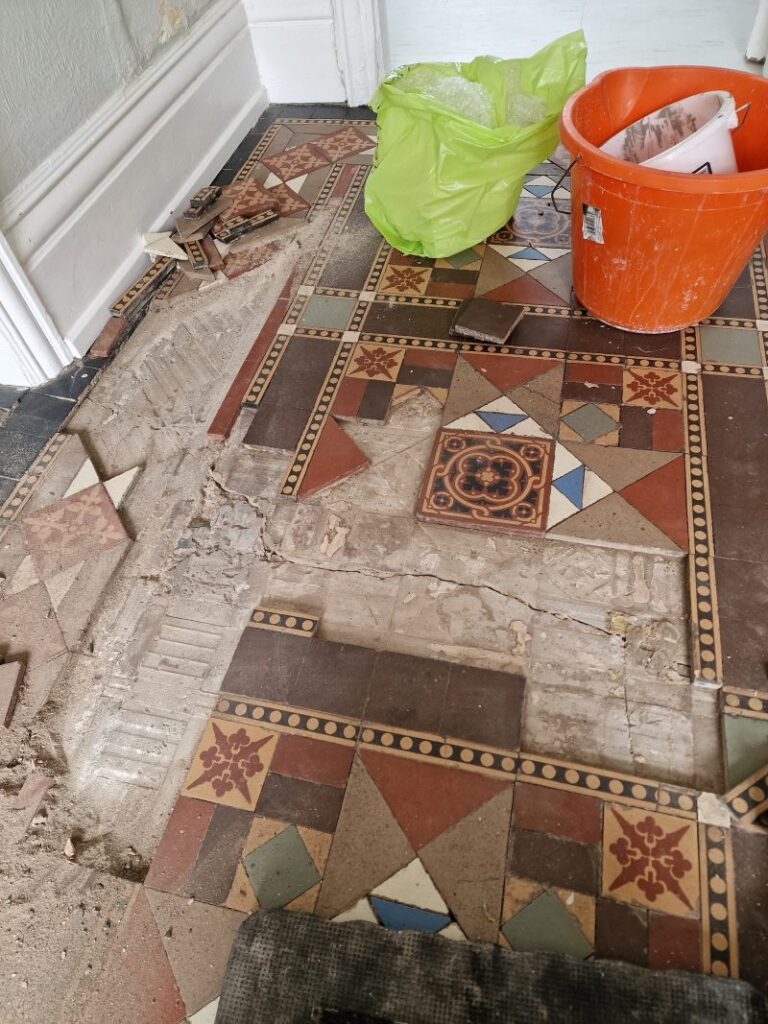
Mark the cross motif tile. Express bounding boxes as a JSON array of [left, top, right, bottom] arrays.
[[621, 369, 683, 409], [601, 805, 700, 917], [346, 343, 405, 382], [261, 142, 329, 181], [314, 125, 374, 162], [379, 264, 432, 296], [181, 718, 277, 811], [417, 430, 554, 534], [268, 182, 310, 218]]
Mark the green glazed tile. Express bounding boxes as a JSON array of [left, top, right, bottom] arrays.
[[561, 403, 617, 444], [724, 714, 768, 788], [243, 824, 320, 909], [502, 889, 593, 959], [699, 327, 762, 367], [299, 295, 357, 331]]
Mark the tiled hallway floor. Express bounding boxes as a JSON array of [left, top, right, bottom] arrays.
[[2, 109, 768, 1022]]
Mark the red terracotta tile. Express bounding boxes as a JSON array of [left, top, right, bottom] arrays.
[[94, 889, 186, 1024], [296, 417, 369, 499], [332, 376, 367, 418], [512, 781, 602, 845], [89, 317, 130, 358], [425, 280, 475, 300], [402, 348, 457, 370], [144, 796, 215, 894], [331, 164, 357, 199], [199, 235, 224, 271], [621, 456, 688, 550], [565, 362, 623, 385], [360, 747, 511, 850], [208, 298, 288, 440], [461, 353, 559, 393], [647, 913, 702, 972], [270, 733, 354, 789], [652, 408, 685, 452], [483, 276, 567, 307]]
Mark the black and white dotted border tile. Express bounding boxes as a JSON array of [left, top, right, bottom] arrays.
[[249, 607, 319, 637], [698, 824, 739, 979], [0, 431, 68, 539]]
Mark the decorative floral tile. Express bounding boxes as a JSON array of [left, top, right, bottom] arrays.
[[601, 805, 700, 918], [223, 243, 278, 281], [267, 182, 310, 217], [559, 399, 620, 446], [261, 142, 329, 181], [346, 343, 405, 382], [622, 369, 683, 409], [314, 125, 374, 162], [223, 181, 279, 218], [181, 718, 277, 811], [379, 263, 432, 296], [417, 430, 554, 534], [22, 483, 129, 578]]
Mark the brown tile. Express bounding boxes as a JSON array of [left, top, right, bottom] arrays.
[[618, 405, 653, 449], [510, 314, 571, 351], [396, 363, 454, 390], [199, 235, 224, 271], [703, 374, 768, 504], [441, 664, 525, 749], [402, 348, 457, 370], [716, 557, 768, 621], [332, 376, 367, 418], [90, 317, 130, 358], [186, 803, 252, 905], [647, 913, 701, 972], [356, 379, 395, 421], [507, 827, 600, 894], [620, 330, 682, 361], [566, 318, 625, 356], [270, 733, 354, 789], [713, 264, 756, 319], [561, 380, 621, 404], [594, 897, 648, 965], [451, 298, 523, 344], [719, 615, 768, 691], [220, 627, 309, 702], [261, 141, 329, 180], [565, 362, 623, 385], [144, 796, 215, 894], [256, 773, 344, 833], [362, 300, 457, 339], [296, 416, 369, 498], [512, 782, 602, 845], [730, 827, 768, 993], [365, 651, 450, 733], [291, 640, 376, 718], [651, 408, 685, 452], [242, 396, 312, 451]]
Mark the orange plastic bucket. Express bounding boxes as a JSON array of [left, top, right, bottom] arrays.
[[560, 66, 768, 332]]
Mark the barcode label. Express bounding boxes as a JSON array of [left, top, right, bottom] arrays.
[[582, 203, 604, 243]]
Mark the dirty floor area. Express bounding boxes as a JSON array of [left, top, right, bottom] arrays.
[[1, 109, 767, 1023]]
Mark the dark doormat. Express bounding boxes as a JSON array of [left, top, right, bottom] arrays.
[[216, 911, 767, 1024]]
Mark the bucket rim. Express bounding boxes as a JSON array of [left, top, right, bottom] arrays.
[[560, 65, 768, 194]]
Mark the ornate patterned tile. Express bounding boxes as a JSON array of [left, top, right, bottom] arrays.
[[417, 429, 554, 535], [346, 343, 405, 382], [601, 805, 700, 918], [268, 182, 310, 217], [622, 369, 683, 409], [314, 125, 375, 162], [181, 718, 277, 811], [261, 142, 329, 181], [378, 262, 432, 296]]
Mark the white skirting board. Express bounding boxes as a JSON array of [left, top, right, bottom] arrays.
[[0, 0, 267, 377]]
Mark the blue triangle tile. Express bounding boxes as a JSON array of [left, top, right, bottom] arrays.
[[370, 897, 452, 933], [553, 465, 585, 508], [510, 246, 549, 261], [477, 411, 528, 433], [524, 184, 553, 198]]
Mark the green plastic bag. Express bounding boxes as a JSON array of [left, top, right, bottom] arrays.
[[365, 31, 587, 258]]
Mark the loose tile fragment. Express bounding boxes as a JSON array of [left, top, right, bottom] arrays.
[[450, 298, 523, 344]]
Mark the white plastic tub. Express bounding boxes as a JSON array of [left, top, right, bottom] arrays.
[[600, 90, 739, 174]]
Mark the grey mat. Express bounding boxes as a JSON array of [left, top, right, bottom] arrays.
[[216, 910, 767, 1024]]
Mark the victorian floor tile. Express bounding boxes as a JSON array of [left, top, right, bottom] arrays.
[[145, 796, 216, 894], [315, 758, 415, 919], [84, 888, 186, 1024], [189, 999, 219, 1024], [512, 781, 602, 846], [361, 301, 457, 339], [371, 859, 449, 914], [620, 457, 688, 551], [703, 374, 768, 501], [417, 429, 554, 536], [292, 639, 376, 718], [255, 773, 345, 833], [180, 717, 278, 810], [359, 748, 510, 852], [482, 275, 566, 307], [261, 141, 329, 181], [242, 823, 322, 909], [220, 626, 309, 702], [369, 896, 452, 933], [270, 733, 354, 789], [0, 659, 23, 727], [601, 805, 699, 917], [475, 245, 523, 296], [527, 252, 574, 303], [559, 399, 620, 445], [508, 827, 600, 895], [314, 125, 374, 162], [347, 342, 405, 382], [460, 353, 559, 394], [560, 442, 679, 492], [440, 663, 525, 749], [222, 242, 279, 280], [296, 417, 369, 499], [648, 913, 702, 972], [723, 714, 768, 788], [713, 264, 756, 318], [719, 616, 768, 692], [364, 650, 450, 733], [298, 294, 358, 332], [622, 368, 683, 409], [594, 898, 648, 965], [356, 380, 397, 421], [507, 369, 564, 435], [548, 492, 683, 553], [186, 804, 253, 906], [451, 298, 524, 344], [0, 581, 67, 668], [22, 482, 128, 577], [501, 889, 593, 958], [419, 788, 514, 941], [332, 376, 368, 418], [440, 357, 502, 425], [379, 261, 433, 296], [144, 890, 245, 1017], [699, 326, 763, 367], [730, 827, 768, 992]]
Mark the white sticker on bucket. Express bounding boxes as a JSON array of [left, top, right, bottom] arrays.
[[582, 203, 604, 243]]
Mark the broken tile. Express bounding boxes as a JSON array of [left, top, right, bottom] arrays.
[[268, 182, 311, 218], [502, 889, 593, 958], [222, 181, 279, 218], [450, 298, 523, 344], [512, 782, 602, 845], [212, 209, 279, 244], [174, 197, 233, 242], [594, 897, 648, 965], [144, 796, 215, 895], [0, 660, 24, 726], [255, 773, 344, 833], [109, 257, 175, 319], [508, 827, 600, 894], [270, 734, 354, 789], [296, 417, 369, 499], [200, 235, 225, 271], [185, 185, 221, 215], [142, 231, 187, 261]]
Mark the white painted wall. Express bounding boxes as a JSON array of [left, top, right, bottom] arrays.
[[380, 0, 759, 78], [244, 0, 346, 102], [0, 0, 266, 385], [0, 0, 216, 200]]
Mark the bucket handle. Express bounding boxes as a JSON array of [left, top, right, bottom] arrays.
[[551, 158, 579, 214], [734, 102, 750, 131]]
